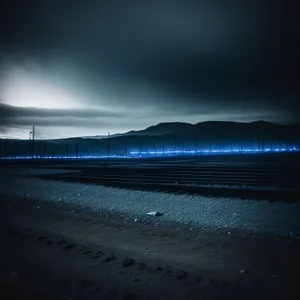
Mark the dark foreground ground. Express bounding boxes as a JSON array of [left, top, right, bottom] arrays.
[[0, 195, 300, 300], [4, 152, 300, 202]]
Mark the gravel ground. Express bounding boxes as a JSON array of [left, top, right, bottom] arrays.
[[1, 167, 300, 238]]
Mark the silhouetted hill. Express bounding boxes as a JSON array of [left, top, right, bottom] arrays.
[[119, 121, 300, 139], [1, 121, 300, 157], [124, 122, 193, 136]]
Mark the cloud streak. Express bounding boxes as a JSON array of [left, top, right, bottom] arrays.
[[0, 103, 122, 119]]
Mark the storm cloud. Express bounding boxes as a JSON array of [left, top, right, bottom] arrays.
[[0, 0, 299, 138], [0, 103, 132, 134]]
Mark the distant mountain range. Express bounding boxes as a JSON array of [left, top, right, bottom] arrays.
[[83, 121, 300, 139], [1, 121, 300, 157]]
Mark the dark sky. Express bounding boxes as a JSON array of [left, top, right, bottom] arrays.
[[0, 0, 299, 138]]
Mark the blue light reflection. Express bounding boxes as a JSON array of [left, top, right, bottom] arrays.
[[1, 147, 299, 160]]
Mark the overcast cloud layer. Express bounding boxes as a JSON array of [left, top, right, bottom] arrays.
[[0, 0, 299, 138]]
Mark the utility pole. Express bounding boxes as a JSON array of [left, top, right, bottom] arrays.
[[32, 125, 35, 159], [29, 130, 32, 158]]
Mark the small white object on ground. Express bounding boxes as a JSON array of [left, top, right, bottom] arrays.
[[240, 268, 248, 275], [146, 211, 164, 217]]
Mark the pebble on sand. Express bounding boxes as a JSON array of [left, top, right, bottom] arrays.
[[146, 211, 164, 217], [240, 268, 248, 275]]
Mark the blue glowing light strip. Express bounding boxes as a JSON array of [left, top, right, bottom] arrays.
[[133, 148, 297, 154], [0, 147, 299, 160], [129, 147, 299, 157], [0, 155, 129, 160]]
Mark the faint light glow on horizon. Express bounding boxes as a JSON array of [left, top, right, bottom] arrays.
[[0, 63, 85, 109]]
